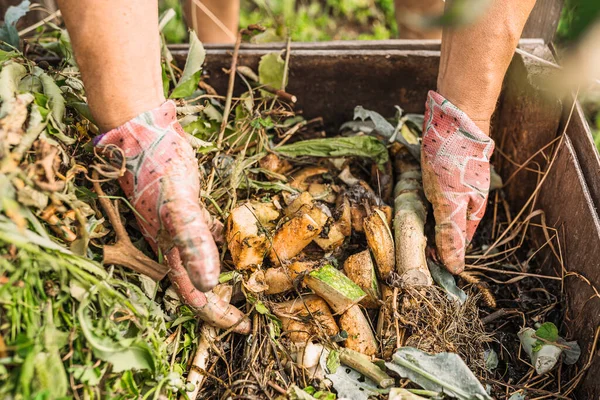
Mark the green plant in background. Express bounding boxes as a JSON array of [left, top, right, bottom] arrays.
[[159, 0, 398, 43]]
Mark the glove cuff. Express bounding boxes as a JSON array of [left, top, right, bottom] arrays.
[[93, 100, 180, 149], [424, 90, 494, 160]]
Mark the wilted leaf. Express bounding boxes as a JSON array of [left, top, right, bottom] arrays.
[[508, 393, 526, 400], [386, 347, 491, 400], [276, 136, 389, 167], [484, 349, 498, 371], [0, 61, 27, 117], [258, 51, 287, 90], [389, 388, 428, 400], [322, 350, 382, 400], [0, 0, 30, 49], [170, 31, 205, 98], [557, 339, 581, 365], [353, 106, 421, 161], [16, 185, 48, 209], [77, 297, 156, 373], [428, 260, 467, 304]]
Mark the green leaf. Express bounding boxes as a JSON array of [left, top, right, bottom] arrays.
[[255, 300, 270, 315], [535, 322, 559, 343], [170, 30, 205, 98], [77, 296, 155, 373], [386, 347, 492, 400], [276, 136, 389, 168], [0, 61, 27, 117], [0, 0, 30, 49], [258, 51, 287, 90], [352, 106, 421, 161], [326, 349, 340, 373], [428, 260, 467, 304], [33, 67, 66, 130]]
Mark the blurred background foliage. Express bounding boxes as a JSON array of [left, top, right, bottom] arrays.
[[158, 0, 600, 148]]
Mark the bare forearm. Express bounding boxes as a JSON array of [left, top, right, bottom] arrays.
[[437, 0, 536, 134], [56, 0, 165, 132]]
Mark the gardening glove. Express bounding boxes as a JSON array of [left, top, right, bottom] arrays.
[[94, 100, 220, 292], [421, 91, 495, 274]]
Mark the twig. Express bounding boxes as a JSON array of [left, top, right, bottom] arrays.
[[92, 170, 168, 281], [204, 30, 242, 195]]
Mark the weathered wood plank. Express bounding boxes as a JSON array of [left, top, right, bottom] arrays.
[[536, 136, 600, 399], [522, 0, 564, 42]]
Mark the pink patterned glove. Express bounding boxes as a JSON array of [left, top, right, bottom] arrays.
[[95, 101, 220, 291], [421, 91, 495, 274]]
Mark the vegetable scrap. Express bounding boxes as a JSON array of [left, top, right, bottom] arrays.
[[0, 9, 597, 400]]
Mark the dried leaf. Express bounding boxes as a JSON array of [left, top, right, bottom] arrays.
[[484, 349, 498, 371], [386, 347, 491, 400]]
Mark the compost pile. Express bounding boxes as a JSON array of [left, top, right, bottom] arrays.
[[0, 14, 596, 400]]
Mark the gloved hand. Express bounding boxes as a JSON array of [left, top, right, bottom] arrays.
[[421, 91, 495, 274], [95, 100, 220, 292]]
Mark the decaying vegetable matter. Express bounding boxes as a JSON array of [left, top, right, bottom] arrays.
[[0, 12, 596, 400]]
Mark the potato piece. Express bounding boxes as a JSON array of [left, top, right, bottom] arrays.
[[226, 204, 268, 270], [290, 166, 329, 191], [364, 211, 395, 280], [308, 182, 336, 203], [263, 261, 316, 294], [273, 295, 339, 342], [343, 250, 380, 308], [249, 201, 280, 228], [270, 213, 322, 263], [339, 304, 378, 356], [336, 196, 352, 237], [314, 223, 346, 251], [350, 204, 367, 232], [285, 191, 314, 217]]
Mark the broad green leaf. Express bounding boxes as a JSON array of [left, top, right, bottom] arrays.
[[276, 136, 389, 168], [170, 31, 205, 98], [535, 322, 559, 343], [258, 51, 287, 90], [386, 347, 492, 400]]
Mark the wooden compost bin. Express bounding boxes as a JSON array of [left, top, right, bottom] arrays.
[[171, 40, 600, 398]]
